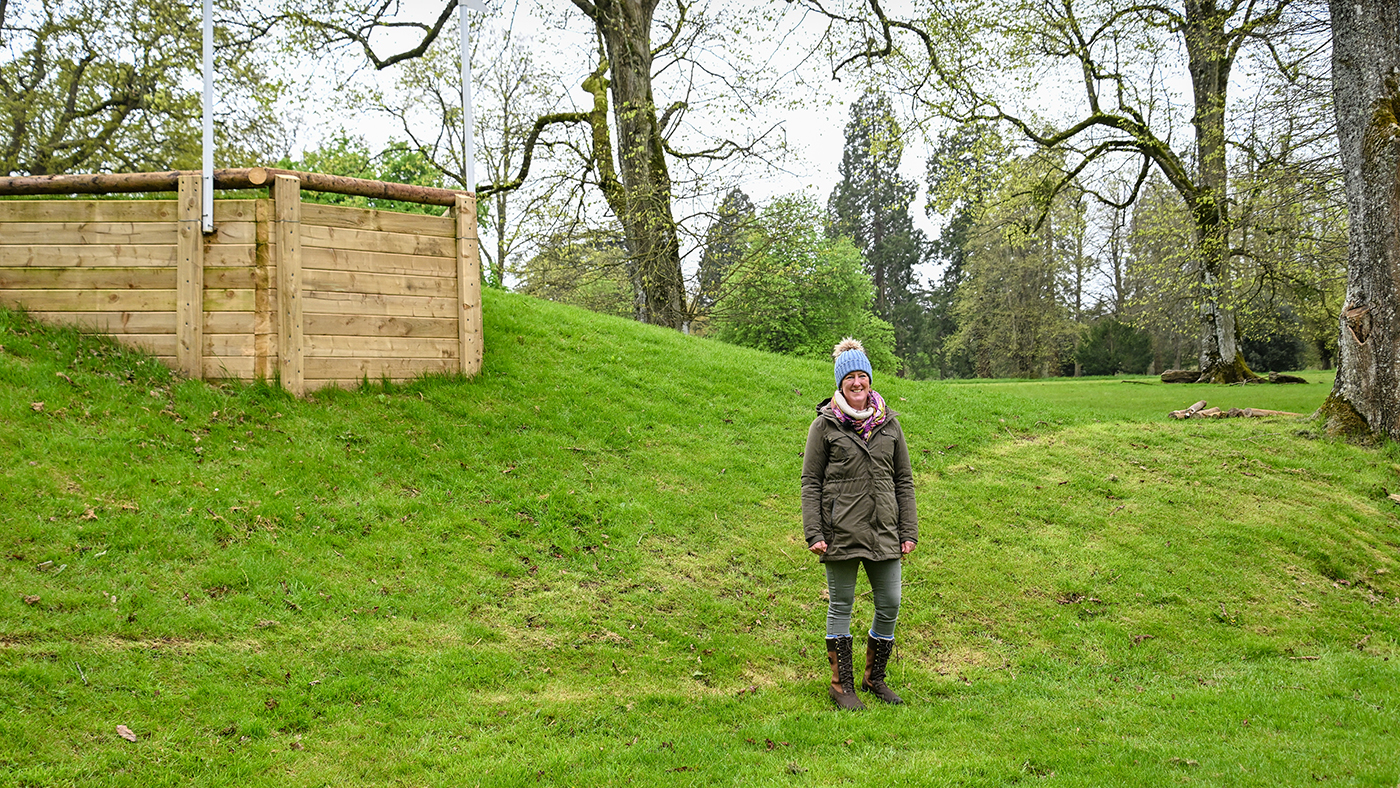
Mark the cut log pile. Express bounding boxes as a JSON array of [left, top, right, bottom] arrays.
[[1168, 400, 1303, 420]]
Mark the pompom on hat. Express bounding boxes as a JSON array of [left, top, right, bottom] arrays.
[[832, 337, 873, 386]]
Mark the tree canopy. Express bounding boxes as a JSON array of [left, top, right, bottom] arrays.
[[0, 0, 287, 175]]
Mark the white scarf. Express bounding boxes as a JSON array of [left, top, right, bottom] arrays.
[[832, 390, 874, 420]]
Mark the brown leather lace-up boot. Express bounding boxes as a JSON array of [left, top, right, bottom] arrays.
[[825, 636, 865, 710], [861, 634, 903, 704]]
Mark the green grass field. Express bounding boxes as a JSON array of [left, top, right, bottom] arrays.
[[2, 292, 1396, 787]]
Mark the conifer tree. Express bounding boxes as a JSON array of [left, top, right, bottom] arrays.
[[694, 188, 756, 318], [827, 92, 925, 369]]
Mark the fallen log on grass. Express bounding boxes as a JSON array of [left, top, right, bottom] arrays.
[[1242, 407, 1302, 417], [1268, 372, 1309, 384], [1161, 369, 1200, 383]]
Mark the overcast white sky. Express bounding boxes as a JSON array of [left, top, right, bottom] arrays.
[[290, 0, 941, 281]]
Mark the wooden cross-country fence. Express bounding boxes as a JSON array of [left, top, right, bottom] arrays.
[[0, 168, 482, 395]]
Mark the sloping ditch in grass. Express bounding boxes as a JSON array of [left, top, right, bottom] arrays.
[[1, 294, 1396, 787]]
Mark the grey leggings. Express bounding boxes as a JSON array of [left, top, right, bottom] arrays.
[[825, 557, 901, 639]]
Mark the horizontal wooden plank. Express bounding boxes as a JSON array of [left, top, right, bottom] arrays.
[[0, 267, 175, 290], [302, 246, 454, 277], [205, 311, 261, 335], [198, 356, 256, 379], [24, 310, 176, 334], [0, 243, 254, 268], [22, 310, 256, 334], [305, 379, 363, 391], [204, 333, 255, 357], [102, 334, 256, 360], [0, 244, 174, 267], [302, 203, 454, 237], [105, 333, 174, 356], [302, 313, 457, 338], [305, 334, 459, 359], [208, 221, 257, 245], [1, 288, 254, 312], [302, 267, 456, 298], [0, 264, 256, 294], [0, 220, 254, 246], [145, 355, 258, 379], [303, 357, 458, 379], [2, 289, 175, 311], [203, 289, 256, 312], [214, 201, 259, 222], [1, 221, 177, 245], [302, 291, 458, 319], [209, 246, 259, 268], [300, 224, 456, 258], [116, 332, 255, 359], [0, 200, 178, 222], [206, 267, 263, 289], [0, 199, 258, 223]]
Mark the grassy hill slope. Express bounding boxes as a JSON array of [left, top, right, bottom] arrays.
[[1, 291, 1397, 787]]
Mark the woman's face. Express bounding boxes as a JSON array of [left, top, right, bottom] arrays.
[[841, 370, 870, 409]]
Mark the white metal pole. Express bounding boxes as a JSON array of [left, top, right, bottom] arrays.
[[202, 0, 214, 232], [460, 0, 476, 193]]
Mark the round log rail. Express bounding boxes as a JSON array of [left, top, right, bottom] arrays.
[[0, 168, 473, 207]]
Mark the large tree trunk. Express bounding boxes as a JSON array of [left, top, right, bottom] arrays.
[[1184, 0, 1258, 383], [1321, 0, 1400, 439], [578, 0, 688, 329]]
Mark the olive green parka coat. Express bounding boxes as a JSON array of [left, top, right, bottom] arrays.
[[801, 399, 918, 562]]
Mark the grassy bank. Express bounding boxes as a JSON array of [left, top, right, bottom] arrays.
[[1, 293, 1396, 787]]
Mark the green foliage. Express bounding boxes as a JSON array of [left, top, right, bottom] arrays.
[[0, 0, 288, 176], [1229, 104, 1347, 370], [0, 297, 1395, 785], [947, 152, 1081, 378], [711, 195, 897, 371], [912, 122, 1013, 380], [694, 188, 756, 316], [1241, 319, 1306, 373], [1114, 174, 1197, 371], [1076, 319, 1154, 375], [828, 91, 926, 369], [277, 134, 445, 215], [513, 230, 635, 319]]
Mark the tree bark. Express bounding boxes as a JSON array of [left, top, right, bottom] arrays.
[[1322, 0, 1400, 440], [1183, 0, 1257, 383], [574, 0, 688, 329]]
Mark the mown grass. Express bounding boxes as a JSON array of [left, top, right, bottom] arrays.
[[1, 293, 1396, 787]]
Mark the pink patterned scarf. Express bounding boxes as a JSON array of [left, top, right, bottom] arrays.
[[831, 389, 888, 442]]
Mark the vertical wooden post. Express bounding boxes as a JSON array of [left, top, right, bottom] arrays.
[[455, 194, 483, 376], [176, 175, 204, 379], [253, 198, 275, 381], [274, 175, 304, 396]]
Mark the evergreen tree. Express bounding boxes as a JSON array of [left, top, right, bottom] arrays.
[[693, 188, 757, 320], [827, 92, 925, 370], [1076, 319, 1154, 376], [920, 122, 1008, 379]]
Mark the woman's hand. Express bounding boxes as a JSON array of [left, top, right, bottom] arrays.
[[809, 541, 828, 555], [901, 541, 916, 555]]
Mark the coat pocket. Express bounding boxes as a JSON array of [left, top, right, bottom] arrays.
[[873, 488, 898, 528], [829, 491, 872, 543]]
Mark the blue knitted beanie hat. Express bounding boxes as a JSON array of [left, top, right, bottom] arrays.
[[832, 338, 873, 386]]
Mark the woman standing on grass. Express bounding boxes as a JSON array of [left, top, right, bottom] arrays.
[[802, 338, 918, 710]]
